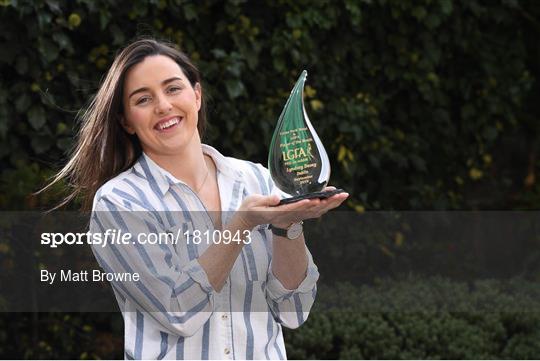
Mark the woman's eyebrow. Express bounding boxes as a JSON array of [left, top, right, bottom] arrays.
[[128, 76, 184, 100]]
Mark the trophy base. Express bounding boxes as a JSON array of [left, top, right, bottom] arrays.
[[278, 189, 346, 205]]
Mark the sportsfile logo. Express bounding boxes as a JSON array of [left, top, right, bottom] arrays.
[[40, 228, 252, 248]]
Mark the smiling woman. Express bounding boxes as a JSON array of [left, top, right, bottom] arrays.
[[44, 39, 208, 211], [121, 56, 203, 160], [46, 38, 348, 359]]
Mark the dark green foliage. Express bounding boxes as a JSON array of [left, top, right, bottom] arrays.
[[284, 279, 540, 359], [0, 0, 539, 210], [1, 0, 540, 359], [0, 313, 123, 359], [2, 279, 540, 359]]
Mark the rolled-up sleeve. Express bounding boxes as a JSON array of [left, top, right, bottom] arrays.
[[90, 193, 214, 337], [265, 245, 320, 329], [254, 163, 321, 328]]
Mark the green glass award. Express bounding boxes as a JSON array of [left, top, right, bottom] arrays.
[[269, 70, 344, 205]]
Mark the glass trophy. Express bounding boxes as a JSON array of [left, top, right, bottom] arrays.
[[269, 70, 345, 205]]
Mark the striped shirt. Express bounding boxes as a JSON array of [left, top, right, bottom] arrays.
[[90, 144, 319, 360]]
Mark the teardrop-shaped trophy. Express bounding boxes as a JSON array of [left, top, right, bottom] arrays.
[[269, 70, 344, 204]]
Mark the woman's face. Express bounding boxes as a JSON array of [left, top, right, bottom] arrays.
[[121, 55, 202, 158]]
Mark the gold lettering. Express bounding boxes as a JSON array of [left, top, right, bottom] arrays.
[[282, 147, 309, 161]]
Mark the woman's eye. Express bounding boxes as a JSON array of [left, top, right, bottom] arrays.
[[136, 97, 150, 105], [168, 86, 182, 93]]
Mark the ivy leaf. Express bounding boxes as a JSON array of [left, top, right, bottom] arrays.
[[45, 0, 62, 14], [31, 135, 52, 154], [412, 6, 427, 21], [52, 33, 73, 53], [15, 56, 28, 75], [425, 14, 441, 29], [226, 61, 242, 77], [99, 9, 111, 30], [38, 38, 59, 64], [28, 105, 46, 130], [212, 48, 227, 59], [440, 0, 453, 15], [483, 126, 498, 142], [110, 25, 125, 45], [225, 79, 245, 99], [410, 155, 427, 172], [37, 12, 52, 29], [56, 137, 73, 151], [183, 3, 197, 21], [15, 94, 31, 113]]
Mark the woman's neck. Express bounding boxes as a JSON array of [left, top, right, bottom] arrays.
[[144, 135, 209, 190]]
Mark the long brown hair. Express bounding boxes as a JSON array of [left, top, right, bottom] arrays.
[[44, 38, 207, 210]]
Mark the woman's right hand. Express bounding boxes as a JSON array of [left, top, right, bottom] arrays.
[[233, 194, 316, 230]]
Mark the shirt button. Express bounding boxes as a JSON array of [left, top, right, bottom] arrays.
[[224, 348, 230, 355], [221, 314, 228, 320]]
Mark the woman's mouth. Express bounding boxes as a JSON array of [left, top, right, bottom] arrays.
[[154, 117, 182, 132]]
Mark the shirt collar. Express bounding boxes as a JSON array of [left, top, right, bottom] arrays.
[[133, 144, 243, 196]]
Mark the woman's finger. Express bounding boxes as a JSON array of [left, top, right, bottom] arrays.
[[310, 193, 348, 215]]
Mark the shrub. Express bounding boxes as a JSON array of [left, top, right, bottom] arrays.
[[0, 0, 538, 210], [284, 278, 540, 359]]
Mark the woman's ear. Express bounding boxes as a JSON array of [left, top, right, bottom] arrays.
[[119, 115, 136, 135], [194, 83, 202, 111]]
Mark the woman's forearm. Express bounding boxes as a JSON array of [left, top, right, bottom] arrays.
[[270, 233, 308, 290], [197, 215, 251, 292]]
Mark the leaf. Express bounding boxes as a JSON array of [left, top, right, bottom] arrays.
[[38, 38, 59, 64], [28, 105, 46, 130], [183, 3, 197, 20], [45, 0, 62, 14], [99, 9, 111, 30], [410, 155, 427, 172], [425, 14, 441, 29], [31, 135, 52, 154], [440, 0, 453, 15], [15, 56, 28, 75], [225, 79, 245, 99], [15, 94, 31, 113], [37, 12, 52, 29], [483, 126, 498, 142], [52, 33, 73, 52], [412, 6, 427, 20], [56, 137, 72, 151], [226, 61, 242, 77], [212, 49, 227, 59], [110, 25, 125, 45]]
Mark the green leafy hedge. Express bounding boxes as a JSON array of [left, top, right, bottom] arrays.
[[1, 0, 540, 359], [1, 0, 539, 210], [2, 278, 539, 358], [284, 278, 540, 359]]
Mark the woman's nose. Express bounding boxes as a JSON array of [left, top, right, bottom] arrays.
[[154, 94, 172, 115]]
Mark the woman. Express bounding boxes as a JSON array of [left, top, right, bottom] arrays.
[[54, 38, 348, 359]]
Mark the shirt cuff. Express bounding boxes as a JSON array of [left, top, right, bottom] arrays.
[[185, 258, 214, 294], [266, 261, 320, 301]]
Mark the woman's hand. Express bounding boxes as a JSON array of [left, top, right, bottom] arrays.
[[234, 186, 349, 229]]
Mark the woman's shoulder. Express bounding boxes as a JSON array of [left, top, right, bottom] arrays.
[[204, 145, 271, 190], [91, 165, 142, 210], [223, 155, 273, 196]]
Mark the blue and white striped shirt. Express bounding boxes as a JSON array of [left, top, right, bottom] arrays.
[[90, 144, 319, 360]]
